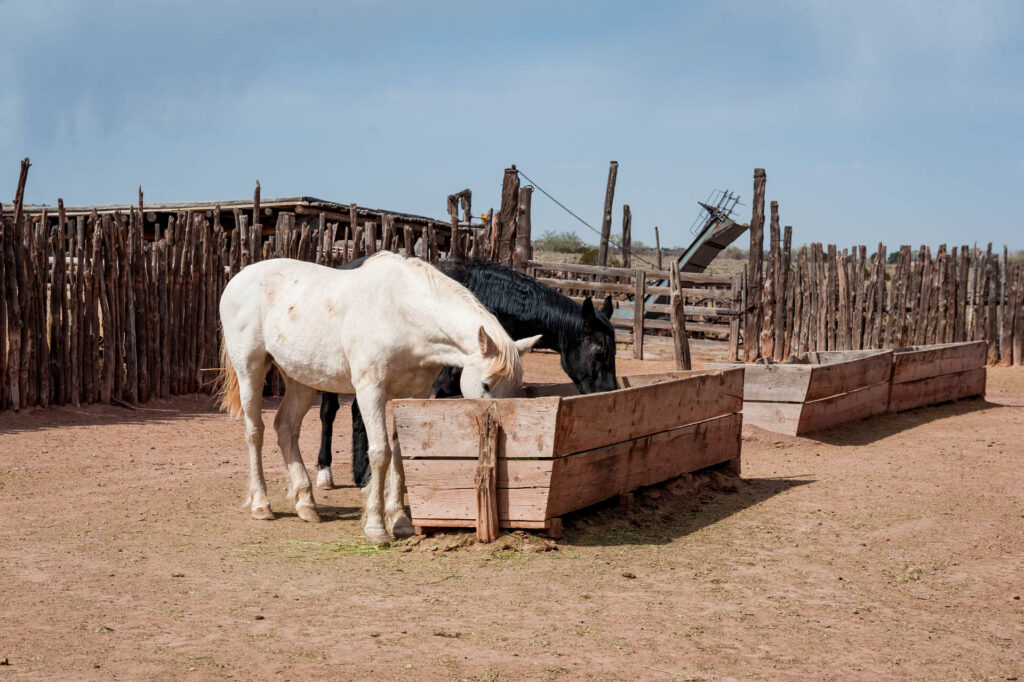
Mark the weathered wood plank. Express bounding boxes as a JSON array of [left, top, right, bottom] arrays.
[[393, 397, 561, 460], [553, 369, 743, 456], [528, 260, 732, 284], [403, 458, 554, 489], [713, 350, 892, 403], [616, 369, 723, 389], [888, 366, 986, 413], [803, 350, 893, 401], [405, 485, 549, 524], [546, 413, 742, 518], [743, 381, 891, 436], [890, 341, 987, 384]]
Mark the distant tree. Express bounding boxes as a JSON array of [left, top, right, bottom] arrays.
[[534, 230, 589, 254]]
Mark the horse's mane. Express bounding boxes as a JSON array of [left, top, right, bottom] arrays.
[[363, 253, 522, 382], [436, 259, 614, 347]]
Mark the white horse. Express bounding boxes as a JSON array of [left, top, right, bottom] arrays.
[[217, 252, 540, 543]]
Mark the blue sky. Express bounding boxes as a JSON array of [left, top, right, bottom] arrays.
[[1, 0, 1022, 249]]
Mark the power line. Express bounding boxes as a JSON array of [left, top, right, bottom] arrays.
[[514, 167, 660, 270]]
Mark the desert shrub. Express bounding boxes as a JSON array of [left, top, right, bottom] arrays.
[[534, 230, 589, 254], [578, 248, 620, 267]]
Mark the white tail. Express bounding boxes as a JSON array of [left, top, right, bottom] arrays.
[[216, 331, 242, 418]]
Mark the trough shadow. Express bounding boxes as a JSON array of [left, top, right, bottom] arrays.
[[807, 397, 996, 447], [561, 465, 813, 547]]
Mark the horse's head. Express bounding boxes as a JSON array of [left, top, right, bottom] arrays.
[[562, 295, 617, 394], [460, 327, 541, 398]]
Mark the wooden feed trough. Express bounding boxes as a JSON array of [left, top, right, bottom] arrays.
[[391, 368, 744, 540], [710, 350, 894, 436], [888, 341, 987, 413]]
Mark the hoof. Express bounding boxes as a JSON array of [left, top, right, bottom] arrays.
[[316, 468, 334, 490], [364, 527, 392, 544], [296, 504, 321, 523], [391, 517, 415, 539], [251, 506, 275, 521]]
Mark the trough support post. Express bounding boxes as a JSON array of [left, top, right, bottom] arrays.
[[598, 160, 618, 266], [474, 404, 501, 543], [670, 261, 692, 370], [633, 269, 645, 360]]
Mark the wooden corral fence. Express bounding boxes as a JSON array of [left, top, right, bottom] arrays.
[[0, 159, 489, 412], [742, 168, 1024, 366], [524, 260, 742, 363]]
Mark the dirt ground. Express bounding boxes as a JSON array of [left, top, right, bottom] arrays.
[[1, 352, 1022, 681]]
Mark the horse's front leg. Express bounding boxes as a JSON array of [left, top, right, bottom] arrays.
[[354, 385, 392, 544], [316, 392, 340, 490]]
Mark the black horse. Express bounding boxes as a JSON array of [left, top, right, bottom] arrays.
[[316, 258, 617, 489]]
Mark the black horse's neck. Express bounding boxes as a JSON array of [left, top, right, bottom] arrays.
[[435, 260, 584, 353]]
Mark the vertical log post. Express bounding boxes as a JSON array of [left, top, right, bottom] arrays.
[[745, 169, 766, 361], [514, 186, 533, 269], [654, 226, 662, 271], [598, 161, 618, 266], [621, 204, 632, 269], [474, 404, 501, 544], [986, 247, 999, 364], [728, 274, 742, 362], [670, 261, 692, 370], [761, 201, 780, 359], [251, 181, 261, 260], [776, 225, 792, 360], [495, 167, 520, 265], [633, 270, 645, 360]]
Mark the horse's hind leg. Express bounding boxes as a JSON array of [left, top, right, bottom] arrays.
[[275, 377, 319, 523], [236, 357, 273, 520], [315, 392, 339, 490]]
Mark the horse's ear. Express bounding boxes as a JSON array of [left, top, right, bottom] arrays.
[[515, 334, 543, 356], [581, 296, 596, 320], [601, 295, 613, 318], [478, 326, 498, 357]]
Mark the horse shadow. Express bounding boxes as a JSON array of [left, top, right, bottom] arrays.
[[806, 397, 995, 447], [561, 465, 813, 547], [273, 504, 363, 523]]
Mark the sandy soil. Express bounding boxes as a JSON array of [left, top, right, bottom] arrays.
[[1, 353, 1022, 681]]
